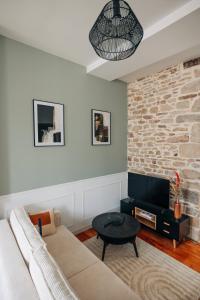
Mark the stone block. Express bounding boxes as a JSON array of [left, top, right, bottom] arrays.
[[180, 144, 200, 158], [190, 216, 200, 228], [176, 114, 200, 123], [134, 96, 143, 101], [176, 101, 190, 109], [143, 115, 153, 119], [185, 206, 199, 217], [182, 169, 200, 180], [191, 124, 200, 143], [194, 69, 200, 78], [163, 94, 172, 100], [178, 94, 197, 100], [173, 161, 186, 167], [192, 98, 200, 112], [173, 127, 188, 131], [167, 135, 189, 143], [160, 118, 174, 124], [158, 74, 168, 80], [184, 181, 200, 191], [181, 79, 200, 94], [188, 226, 200, 242], [160, 104, 173, 112], [182, 189, 200, 205], [150, 107, 158, 113]]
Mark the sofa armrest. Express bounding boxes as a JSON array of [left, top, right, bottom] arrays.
[[54, 210, 61, 227], [0, 220, 39, 300]]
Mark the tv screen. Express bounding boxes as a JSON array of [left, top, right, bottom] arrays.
[[128, 172, 170, 209]]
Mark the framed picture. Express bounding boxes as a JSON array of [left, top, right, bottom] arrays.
[[33, 99, 65, 147], [92, 109, 111, 145]]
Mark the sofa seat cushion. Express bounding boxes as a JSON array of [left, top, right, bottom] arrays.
[[10, 207, 45, 264], [0, 220, 39, 300], [44, 226, 98, 279], [69, 261, 141, 300], [29, 247, 78, 300]]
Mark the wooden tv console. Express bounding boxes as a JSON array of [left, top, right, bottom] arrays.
[[121, 198, 190, 248]]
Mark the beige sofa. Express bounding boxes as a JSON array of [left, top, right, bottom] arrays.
[[0, 207, 141, 300]]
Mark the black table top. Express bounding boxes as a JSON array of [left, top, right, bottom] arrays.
[[92, 212, 140, 240]]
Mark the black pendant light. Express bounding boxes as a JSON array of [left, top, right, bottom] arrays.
[[89, 0, 143, 61]]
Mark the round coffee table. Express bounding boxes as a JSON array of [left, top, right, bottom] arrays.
[[92, 212, 141, 261]]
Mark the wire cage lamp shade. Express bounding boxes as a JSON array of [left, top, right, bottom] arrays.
[[89, 0, 143, 61]]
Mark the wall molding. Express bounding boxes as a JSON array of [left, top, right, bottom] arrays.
[[82, 180, 122, 220], [0, 172, 128, 233]]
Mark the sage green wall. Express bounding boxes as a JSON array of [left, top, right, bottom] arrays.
[[0, 35, 127, 196]]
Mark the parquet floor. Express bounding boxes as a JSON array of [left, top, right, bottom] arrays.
[[76, 227, 200, 273]]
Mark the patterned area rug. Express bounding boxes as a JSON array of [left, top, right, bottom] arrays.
[[84, 237, 200, 300]]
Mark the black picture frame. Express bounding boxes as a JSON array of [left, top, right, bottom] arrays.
[[33, 99, 65, 147], [91, 109, 111, 145]]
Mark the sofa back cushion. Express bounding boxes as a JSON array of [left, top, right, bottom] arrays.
[[29, 247, 78, 300], [10, 207, 45, 265]]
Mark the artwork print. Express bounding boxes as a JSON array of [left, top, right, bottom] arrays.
[[92, 109, 111, 145], [33, 99, 65, 147]]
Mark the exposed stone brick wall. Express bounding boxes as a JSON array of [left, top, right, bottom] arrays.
[[128, 62, 200, 242]]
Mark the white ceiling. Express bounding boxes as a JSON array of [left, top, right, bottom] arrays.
[[0, 0, 199, 82]]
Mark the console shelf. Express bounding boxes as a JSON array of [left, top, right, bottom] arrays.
[[134, 207, 156, 230]]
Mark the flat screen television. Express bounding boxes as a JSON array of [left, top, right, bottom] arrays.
[[128, 172, 170, 209]]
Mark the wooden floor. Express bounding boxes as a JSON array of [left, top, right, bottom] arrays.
[[76, 227, 200, 273]]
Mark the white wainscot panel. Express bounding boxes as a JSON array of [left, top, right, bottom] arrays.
[[83, 181, 121, 220], [25, 193, 75, 228], [0, 172, 128, 233]]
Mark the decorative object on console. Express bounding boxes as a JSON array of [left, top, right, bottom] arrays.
[[33, 99, 65, 147], [92, 109, 111, 145], [171, 171, 182, 220], [89, 0, 143, 61], [29, 209, 56, 237]]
